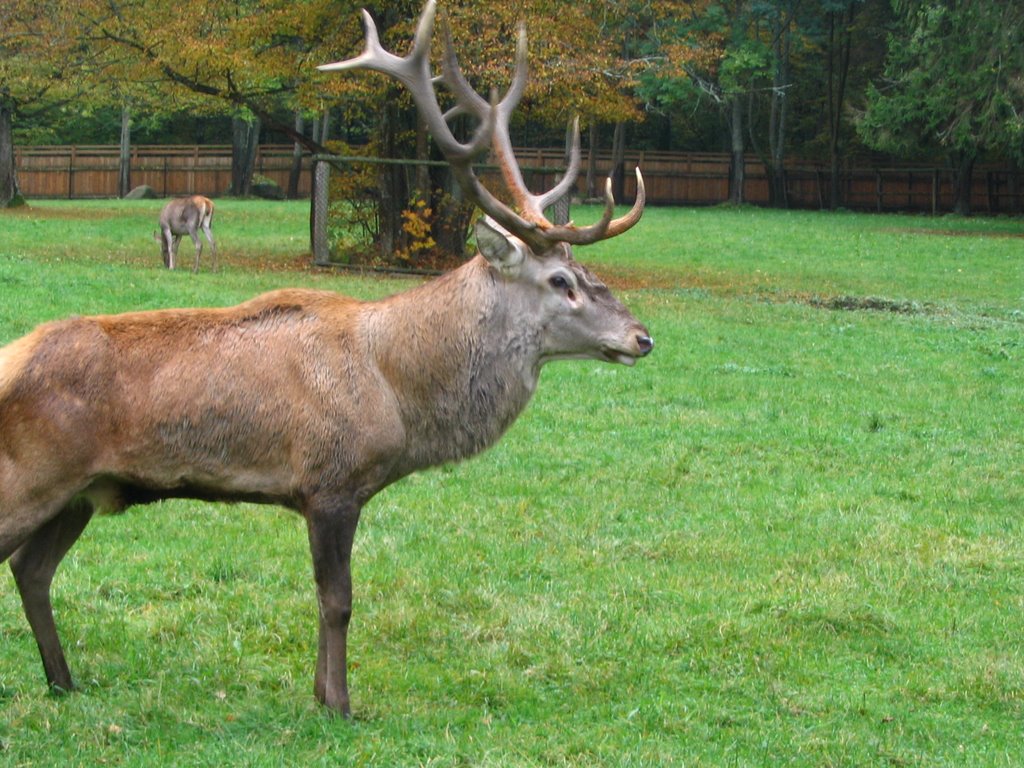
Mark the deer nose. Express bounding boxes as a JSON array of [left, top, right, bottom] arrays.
[[636, 334, 654, 356]]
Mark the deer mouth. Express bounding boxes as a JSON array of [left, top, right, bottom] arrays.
[[603, 333, 654, 365], [604, 349, 638, 366]]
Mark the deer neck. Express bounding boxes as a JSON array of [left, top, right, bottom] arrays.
[[366, 256, 542, 469]]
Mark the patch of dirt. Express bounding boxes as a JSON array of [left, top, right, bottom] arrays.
[[810, 295, 929, 314], [593, 264, 756, 294], [237, 252, 326, 274], [587, 264, 941, 317]]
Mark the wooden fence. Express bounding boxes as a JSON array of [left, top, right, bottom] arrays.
[[13, 144, 1023, 214], [14, 145, 313, 199], [519, 147, 1023, 215]]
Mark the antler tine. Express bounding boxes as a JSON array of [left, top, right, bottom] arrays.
[[438, 18, 489, 119], [543, 168, 646, 245], [319, 0, 491, 161], [605, 167, 646, 237], [484, 23, 550, 228], [317, 8, 414, 83], [535, 117, 582, 212], [438, 17, 543, 229]]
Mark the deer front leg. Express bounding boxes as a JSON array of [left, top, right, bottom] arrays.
[[304, 496, 362, 717], [9, 499, 94, 693], [159, 228, 173, 268], [167, 232, 181, 270]]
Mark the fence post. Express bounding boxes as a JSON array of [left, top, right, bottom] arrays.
[[310, 159, 331, 265], [68, 146, 76, 199]]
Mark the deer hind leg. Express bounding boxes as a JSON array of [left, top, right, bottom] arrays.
[[9, 498, 95, 693], [189, 230, 203, 273], [201, 222, 217, 272]]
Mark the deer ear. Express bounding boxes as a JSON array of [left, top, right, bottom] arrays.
[[475, 218, 526, 275]]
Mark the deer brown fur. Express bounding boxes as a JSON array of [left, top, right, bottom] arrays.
[[0, 0, 651, 717]]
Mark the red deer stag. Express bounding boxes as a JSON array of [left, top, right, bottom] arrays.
[[155, 195, 217, 272], [0, 0, 650, 717]]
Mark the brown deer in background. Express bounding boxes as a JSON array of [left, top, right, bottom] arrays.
[[155, 195, 217, 272], [0, 0, 650, 717]]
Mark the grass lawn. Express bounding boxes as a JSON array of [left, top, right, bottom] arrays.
[[1, 199, 1023, 765]]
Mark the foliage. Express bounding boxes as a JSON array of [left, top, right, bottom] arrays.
[[326, 145, 381, 264], [72, 0, 365, 149], [2, 201, 1024, 764], [443, 0, 639, 127], [0, 0, 1016, 168], [0, 0, 89, 112], [395, 196, 436, 265], [859, 0, 1024, 163], [0, 0, 97, 205]]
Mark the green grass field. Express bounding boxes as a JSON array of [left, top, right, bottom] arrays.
[[1, 199, 1023, 766]]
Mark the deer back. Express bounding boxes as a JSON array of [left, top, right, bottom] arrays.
[[159, 196, 213, 235]]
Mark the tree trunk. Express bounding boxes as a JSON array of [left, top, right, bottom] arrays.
[[320, 110, 331, 144], [430, 114, 473, 261], [288, 112, 304, 200], [311, 110, 331, 146], [432, 170, 470, 260], [728, 96, 745, 205], [1010, 159, 1022, 215], [766, 6, 792, 209], [585, 120, 599, 199], [230, 115, 261, 196], [118, 105, 132, 198], [826, 4, 855, 209], [951, 152, 975, 215], [0, 102, 25, 208], [377, 101, 407, 260], [413, 112, 431, 198]]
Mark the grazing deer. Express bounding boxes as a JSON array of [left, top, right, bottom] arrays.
[[155, 195, 217, 272], [0, 0, 650, 717]]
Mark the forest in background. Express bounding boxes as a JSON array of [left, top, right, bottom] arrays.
[[2, 0, 1023, 260]]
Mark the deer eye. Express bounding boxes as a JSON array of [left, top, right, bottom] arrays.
[[549, 275, 571, 291]]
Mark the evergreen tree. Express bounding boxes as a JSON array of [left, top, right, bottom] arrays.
[[859, 0, 1024, 214]]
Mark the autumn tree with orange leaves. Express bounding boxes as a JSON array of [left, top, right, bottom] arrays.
[[73, 0, 365, 195]]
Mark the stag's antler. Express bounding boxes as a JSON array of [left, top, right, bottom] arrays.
[[319, 0, 645, 253]]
